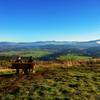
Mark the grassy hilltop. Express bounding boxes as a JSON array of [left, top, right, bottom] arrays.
[[0, 65, 100, 100], [0, 49, 100, 100]]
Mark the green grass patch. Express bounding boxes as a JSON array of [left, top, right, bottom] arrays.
[[57, 54, 91, 61], [0, 50, 52, 58]]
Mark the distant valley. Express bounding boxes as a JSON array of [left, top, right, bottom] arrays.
[[0, 39, 100, 59]]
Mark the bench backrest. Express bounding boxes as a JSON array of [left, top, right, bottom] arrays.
[[11, 62, 35, 69]]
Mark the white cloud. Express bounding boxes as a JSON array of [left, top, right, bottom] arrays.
[[96, 41, 100, 44]]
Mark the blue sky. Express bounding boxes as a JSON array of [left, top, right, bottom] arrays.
[[0, 0, 100, 42]]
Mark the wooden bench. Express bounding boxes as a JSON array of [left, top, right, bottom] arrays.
[[11, 62, 35, 74]]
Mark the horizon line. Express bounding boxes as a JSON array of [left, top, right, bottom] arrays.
[[0, 39, 100, 43]]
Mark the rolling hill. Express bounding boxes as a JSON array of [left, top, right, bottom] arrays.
[[0, 39, 100, 58]]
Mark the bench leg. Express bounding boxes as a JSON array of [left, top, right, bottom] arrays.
[[24, 68, 28, 74], [16, 68, 19, 74]]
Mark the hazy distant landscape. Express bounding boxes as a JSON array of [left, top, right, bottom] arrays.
[[0, 40, 100, 60]]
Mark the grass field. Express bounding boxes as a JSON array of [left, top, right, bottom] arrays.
[[57, 54, 91, 61], [0, 50, 52, 58], [0, 64, 100, 100]]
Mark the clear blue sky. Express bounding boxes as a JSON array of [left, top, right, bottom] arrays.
[[0, 0, 100, 42]]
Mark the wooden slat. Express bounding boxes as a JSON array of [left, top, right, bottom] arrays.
[[11, 62, 35, 69]]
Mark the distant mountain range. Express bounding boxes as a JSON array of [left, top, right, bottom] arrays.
[[0, 39, 100, 57]]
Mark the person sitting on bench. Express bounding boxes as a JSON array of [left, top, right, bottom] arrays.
[[28, 56, 33, 63], [27, 56, 34, 72], [15, 56, 22, 74]]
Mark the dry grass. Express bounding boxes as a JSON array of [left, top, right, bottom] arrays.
[[0, 69, 15, 72]]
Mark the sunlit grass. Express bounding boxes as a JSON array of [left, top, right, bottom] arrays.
[[57, 54, 91, 61], [0, 50, 52, 58], [0, 64, 100, 100]]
